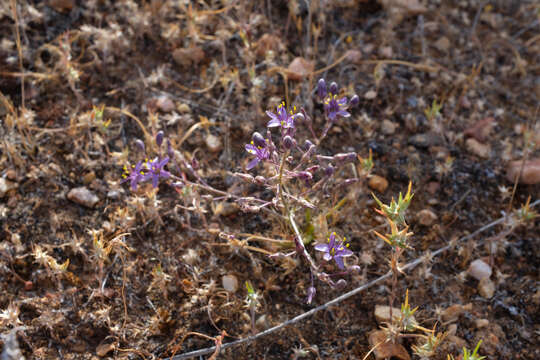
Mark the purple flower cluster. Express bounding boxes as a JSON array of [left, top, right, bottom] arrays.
[[121, 131, 171, 190], [317, 78, 359, 123]]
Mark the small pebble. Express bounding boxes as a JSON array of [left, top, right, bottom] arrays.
[[475, 318, 489, 328], [478, 278, 496, 298], [381, 119, 396, 135], [417, 209, 438, 226], [468, 259, 492, 281], [368, 175, 389, 193], [206, 134, 223, 153], [374, 305, 407, 324], [369, 330, 410, 360], [222, 274, 238, 292], [506, 158, 540, 184], [67, 187, 99, 208], [466, 138, 490, 158], [96, 343, 115, 357], [434, 36, 450, 52], [0, 178, 18, 198], [156, 96, 175, 113]]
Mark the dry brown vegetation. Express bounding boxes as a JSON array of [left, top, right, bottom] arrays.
[[0, 1, 539, 359]]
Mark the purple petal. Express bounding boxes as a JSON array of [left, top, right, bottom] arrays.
[[328, 233, 336, 248], [245, 143, 258, 154], [323, 253, 333, 261], [337, 97, 348, 106], [314, 243, 329, 252], [160, 170, 171, 179], [336, 248, 354, 257], [158, 156, 169, 167], [334, 256, 345, 269], [267, 119, 281, 127], [152, 175, 159, 188], [338, 110, 350, 118], [246, 157, 260, 170]]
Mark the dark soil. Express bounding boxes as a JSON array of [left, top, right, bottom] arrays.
[[0, 1, 539, 359]]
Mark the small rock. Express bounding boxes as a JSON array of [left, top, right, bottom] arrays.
[[5, 169, 17, 181], [83, 171, 96, 185], [442, 303, 472, 322], [447, 323, 457, 336], [368, 330, 410, 360], [409, 133, 441, 149], [506, 158, 540, 184], [156, 96, 175, 113], [286, 57, 314, 81], [463, 117, 495, 143], [478, 278, 495, 298], [205, 134, 222, 153], [475, 319, 489, 328], [368, 175, 389, 193], [434, 36, 451, 52], [177, 103, 191, 113], [447, 335, 467, 349], [468, 259, 492, 281], [417, 209, 437, 226], [0, 178, 18, 198], [344, 49, 362, 63], [381, 119, 396, 135], [106, 190, 121, 200], [1, 330, 25, 360], [374, 305, 410, 324], [96, 342, 115, 357], [222, 275, 238, 292], [172, 46, 205, 68], [364, 89, 377, 99], [466, 138, 490, 158], [379, 46, 393, 58], [67, 187, 99, 208]]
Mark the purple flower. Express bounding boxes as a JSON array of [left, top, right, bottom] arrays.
[[245, 140, 270, 170], [314, 232, 353, 269], [121, 161, 147, 191], [146, 157, 171, 188], [266, 102, 297, 129], [324, 94, 350, 122]]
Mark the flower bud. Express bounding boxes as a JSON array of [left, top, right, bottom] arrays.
[[252, 132, 266, 148], [329, 81, 338, 94], [334, 152, 357, 164], [325, 164, 335, 177], [304, 140, 314, 151], [135, 139, 145, 153], [300, 108, 312, 125], [283, 135, 295, 150], [156, 130, 164, 147], [350, 94, 360, 107], [317, 78, 327, 99], [294, 112, 305, 124], [335, 279, 347, 289], [306, 286, 316, 304]]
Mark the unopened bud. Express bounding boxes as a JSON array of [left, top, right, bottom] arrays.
[[329, 81, 338, 94], [252, 132, 266, 148], [350, 94, 360, 107], [167, 139, 174, 159], [348, 265, 361, 274], [156, 130, 164, 147], [304, 140, 314, 151], [306, 286, 316, 304], [294, 112, 305, 124], [317, 78, 327, 99], [300, 108, 312, 125], [283, 135, 295, 149], [325, 164, 335, 177], [135, 139, 145, 153], [335, 279, 347, 289]]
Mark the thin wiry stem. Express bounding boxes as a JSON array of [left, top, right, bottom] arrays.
[[167, 199, 539, 360]]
